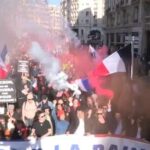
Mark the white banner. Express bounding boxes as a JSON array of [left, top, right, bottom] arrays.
[[0, 135, 149, 150]]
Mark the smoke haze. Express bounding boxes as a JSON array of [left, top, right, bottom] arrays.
[[0, 0, 79, 54]]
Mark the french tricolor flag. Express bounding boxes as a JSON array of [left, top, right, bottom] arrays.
[[93, 44, 131, 76], [75, 78, 92, 92], [0, 45, 9, 79]]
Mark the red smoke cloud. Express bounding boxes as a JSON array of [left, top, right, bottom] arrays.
[[88, 71, 114, 99]]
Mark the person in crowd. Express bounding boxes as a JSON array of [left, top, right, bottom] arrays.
[[113, 112, 125, 136], [17, 73, 31, 108], [52, 101, 69, 135], [21, 84, 30, 98], [30, 110, 52, 138], [55, 103, 65, 119], [135, 116, 143, 139], [30, 63, 40, 77], [140, 115, 150, 141], [0, 115, 6, 139], [66, 98, 80, 134], [93, 108, 109, 135], [30, 76, 39, 95], [11, 120, 29, 140], [86, 96, 95, 109], [67, 96, 74, 107], [37, 75, 47, 99], [37, 95, 54, 110], [19, 84, 30, 106], [74, 107, 85, 135], [91, 93, 99, 109], [47, 84, 57, 101], [124, 115, 138, 138], [2, 104, 21, 139], [22, 92, 38, 127], [6, 104, 19, 133], [2, 52, 150, 142], [104, 101, 116, 135], [43, 106, 54, 135], [85, 108, 95, 135]]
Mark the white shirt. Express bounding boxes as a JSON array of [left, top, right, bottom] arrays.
[[75, 119, 85, 135]]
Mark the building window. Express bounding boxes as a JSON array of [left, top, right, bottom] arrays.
[[123, 32, 128, 42], [85, 19, 89, 24], [81, 29, 84, 36], [125, 0, 128, 4], [93, 12, 97, 26], [116, 33, 121, 43], [132, 32, 139, 36], [121, 0, 124, 5], [86, 11, 89, 16], [133, 6, 139, 23], [123, 9, 128, 24], [131, 0, 138, 4], [110, 33, 114, 43], [117, 12, 121, 25], [106, 33, 109, 45], [93, 20, 97, 26]]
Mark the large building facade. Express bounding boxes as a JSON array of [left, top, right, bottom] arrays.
[[48, 5, 62, 34], [18, 0, 63, 34], [19, 0, 50, 31], [105, 0, 150, 60], [22, 0, 48, 5], [61, 0, 105, 45]]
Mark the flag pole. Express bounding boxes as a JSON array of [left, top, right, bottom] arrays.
[[131, 36, 134, 79]]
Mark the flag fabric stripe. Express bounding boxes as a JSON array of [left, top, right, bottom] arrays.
[[0, 45, 8, 79], [117, 44, 132, 74], [0, 67, 8, 79], [103, 52, 126, 74], [93, 44, 131, 76], [1, 45, 8, 62], [88, 44, 131, 98], [76, 79, 91, 92], [117, 44, 131, 62], [94, 62, 109, 76], [81, 79, 91, 91]]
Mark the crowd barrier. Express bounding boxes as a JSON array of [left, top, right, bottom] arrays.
[[0, 135, 149, 150]]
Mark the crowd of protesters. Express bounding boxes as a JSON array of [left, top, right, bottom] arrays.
[[0, 53, 150, 142]]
